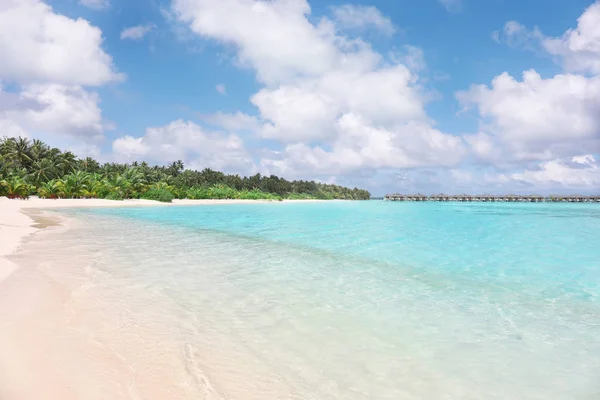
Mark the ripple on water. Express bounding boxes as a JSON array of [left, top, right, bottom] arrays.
[[14, 202, 600, 399]]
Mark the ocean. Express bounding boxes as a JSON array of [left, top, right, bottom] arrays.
[[17, 201, 600, 399]]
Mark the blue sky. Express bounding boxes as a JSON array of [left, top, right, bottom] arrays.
[[1, 0, 599, 195]]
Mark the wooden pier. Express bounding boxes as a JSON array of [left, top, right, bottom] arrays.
[[384, 194, 600, 203]]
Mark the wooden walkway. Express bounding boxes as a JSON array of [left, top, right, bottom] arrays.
[[384, 194, 600, 203]]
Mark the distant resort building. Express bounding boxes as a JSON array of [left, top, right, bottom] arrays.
[[384, 194, 600, 203]]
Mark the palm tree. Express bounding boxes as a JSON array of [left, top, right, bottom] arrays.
[[78, 157, 100, 173], [177, 169, 199, 187], [30, 158, 58, 185], [1, 176, 32, 199], [121, 168, 146, 196], [0, 136, 373, 201], [47, 147, 62, 160], [57, 171, 90, 198], [168, 160, 184, 176], [57, 151, 77, 174], [30, 139, 49, 161], [4, 137, 33, 169], [104, 174, 131, 199], [0, 154, 10, 176], [37, 180, 61, 199]]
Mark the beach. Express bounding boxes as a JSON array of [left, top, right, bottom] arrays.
[[0, 197, 297, 286], [1, 198, 599, 399], [0, 197, 321, 400]]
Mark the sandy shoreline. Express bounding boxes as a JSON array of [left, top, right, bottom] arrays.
[[0, 197, 324, 284], [0, 196, 327, 399]]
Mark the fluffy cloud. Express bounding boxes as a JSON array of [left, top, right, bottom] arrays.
[[112, 120, 255, 173], [467, 1, 600, 173], [0, 84, 105, 141], [171, 0, 376, 85], [0, 119, 29, 139], [453, 3, 600, 192], [121, 24, 156, 40], [370, 154, 600, 194], [508, 155, 600, 188], [496, 2, 600, 74], [0, 0, 121, 86], [111, 135, 150, 159], [261, 114, 466, 177], [391, 45, 426, 72], [170, 0, 462, 180], [251, 65, 427, 143], [543, 1, 600, 74], [458, 70, 600, 164], [331, 5, 396, 36], [164, 0, 599, 192], [0, 0, 119, 146]]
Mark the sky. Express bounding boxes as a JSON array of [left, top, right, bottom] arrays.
[[1, 0, 599, 195]]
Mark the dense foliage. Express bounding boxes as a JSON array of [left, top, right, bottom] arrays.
[[0, 137, 371, 201]]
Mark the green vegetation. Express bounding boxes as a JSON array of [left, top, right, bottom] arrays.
[[0, 137, 371, 201], [141, 188, 175, 203]]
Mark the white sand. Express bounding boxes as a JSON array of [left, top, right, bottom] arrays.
[[0, 196, 323, 399], [0, 197, 168, 283], [0, 196, 320, 283]]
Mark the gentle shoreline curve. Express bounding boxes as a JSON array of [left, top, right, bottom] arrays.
[[1, 196, 331, 400], [0, 197, 326, 283]]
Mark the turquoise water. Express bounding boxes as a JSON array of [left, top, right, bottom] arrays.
[[62, 202, 600, 399]]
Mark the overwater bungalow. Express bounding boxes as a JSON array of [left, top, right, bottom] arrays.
[[529, 195, 545, 202], [478, 194, 495, 202], [384, 193, 600, 203]]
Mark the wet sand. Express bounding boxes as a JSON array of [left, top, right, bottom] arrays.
[[0, 197, 322, 400]]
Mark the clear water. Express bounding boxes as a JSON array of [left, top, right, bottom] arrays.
[[45, 202, 600, 398]]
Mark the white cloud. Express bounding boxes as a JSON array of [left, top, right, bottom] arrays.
[[215, 84, 226, 95], [251, 83, 340, 142], [457, 70, 600, 164], [0, 118, 29, 139], [112, 120, 254, 173], [573, 154, 596, 165], [390, 45, 426, 72], [201, 111, 260, 131], [261, 114, 467, 177], [111, 135, 150, 159], [171, 0, 377, 85], [442, 3, 600, 193], [0, 0, 119, 147], [543, 1, 600, 74], [372, 154, 600, 194], [331, 5, 395, 36], [0, 0, 122, 86], [463, 132, 503, 164], [79, 0, 110, 10], [0, 84, 105, 142], [121, 24, 156, 41], [162, 0, 600, 192], [169, 0, 465, 181], [509, 155, 600, 188], [439, 0, 462, 13], [498, 2, 600, 74], [251, 64, 428, 143], [450, 169, 473, 184]]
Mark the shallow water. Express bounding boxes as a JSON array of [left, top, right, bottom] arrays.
[[17, 202, 600, 399]]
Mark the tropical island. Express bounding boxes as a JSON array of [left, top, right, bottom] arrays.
[[0, 137, 371, 202]]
